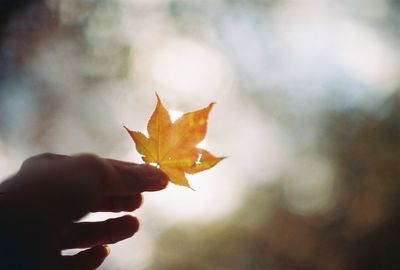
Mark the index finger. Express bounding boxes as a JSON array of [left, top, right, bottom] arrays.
[[107, 158, 170, 194], [68, 154, 169, 196]]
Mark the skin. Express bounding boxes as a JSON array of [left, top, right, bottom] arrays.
[[0, 153, 168, 269]]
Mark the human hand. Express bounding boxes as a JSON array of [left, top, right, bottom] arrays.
[[0, 153, 168, 270]]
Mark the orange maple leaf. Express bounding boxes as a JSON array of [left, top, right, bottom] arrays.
[[124, 94, 224, 189]]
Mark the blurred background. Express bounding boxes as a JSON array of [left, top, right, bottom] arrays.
[[1, 0, 400, 269]]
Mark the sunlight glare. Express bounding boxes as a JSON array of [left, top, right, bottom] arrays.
[[151, 38, 227, 96], [168, 109, 183, 122]]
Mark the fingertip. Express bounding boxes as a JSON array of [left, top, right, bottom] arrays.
[[104, 245, 111, 256], [127, 194, 143, 211], [95, 245, 110, 259], [156, 171, 169, 190], [139, 164, 169, 191], [110, 215, 140, 241], [136, 217, 141, 231], [61, 245, 109, 270], [122, 215, 140, 235]]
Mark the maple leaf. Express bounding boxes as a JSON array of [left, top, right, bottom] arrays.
[[124, 94, 224, 188]]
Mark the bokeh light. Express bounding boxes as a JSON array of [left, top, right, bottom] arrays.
[[1, 0, 400, 269]]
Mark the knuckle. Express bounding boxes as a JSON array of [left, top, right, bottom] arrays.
[[72, 153, 115, 191], [37, 152, 56, 159], [74, 153, 100, 162], [20, 152, 55, 170], [74, 154, 107, 172], [20, 158, 34, 169]]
